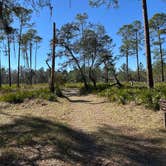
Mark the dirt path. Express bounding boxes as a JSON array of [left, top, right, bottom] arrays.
[[0, 88, 166, 166], [62, 88, 109, 131], [62, 88, 163, 132]]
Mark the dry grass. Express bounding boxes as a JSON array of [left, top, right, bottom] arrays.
[[0, 89, 166, 165]]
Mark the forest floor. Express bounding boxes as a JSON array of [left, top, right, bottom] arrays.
[[0, 88, 166, 166]]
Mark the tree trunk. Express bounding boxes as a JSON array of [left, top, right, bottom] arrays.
[[50, 22, 56, 93], [81, 69, 89, 89], [158, 31, 164, 82], [114, 74, 122, 87], [0, 53, 1, 88], [126, 52, 129, 82], [7, 35, 11, 87], [64, 44, 88, 90], [34, 42, 38, 84], [136, 32, 140, 81], [35, 42, 37, 72], [30, 42, 32, 85], [26, 51, 29, 68], [93, 80, 96, 88], [17, 23, 22, 88], [89, 69, 96, 88], [142, 0, 154, 88], [136, 52, 140, 82], [105, 67, 109, 83]]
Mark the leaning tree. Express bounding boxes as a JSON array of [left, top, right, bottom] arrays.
[[89, 0, 155, 88]]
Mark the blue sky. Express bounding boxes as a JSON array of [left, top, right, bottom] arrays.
[[2, 0, 166, 71]]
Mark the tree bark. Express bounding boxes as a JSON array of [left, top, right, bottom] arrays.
[[7, 35, 11, 87], [17, 22, 22, 88], [34, 41, 38, 84], [142, 0, 154, 88], [50, 22, 56, 93], [136, 31, 140, 81], [30, 42, 32, 85], [0, 53, 1, 88], [89, 68, 96, 88], [105, 67, 109, 83], [64, 44, 88, 89], [126, 51, 129, 82], [114, 74, 122, 87], [158, 30, 164, 82]]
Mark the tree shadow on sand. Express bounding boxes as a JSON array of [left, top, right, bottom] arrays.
[[0, 116, 166, 166]]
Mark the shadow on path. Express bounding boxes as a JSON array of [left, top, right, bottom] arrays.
[[0, 116, 166, 165]]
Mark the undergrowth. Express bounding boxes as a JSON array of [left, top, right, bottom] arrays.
[[0, 86, 62, 103], [78, 82, 166, 111], [99, 86, 164, 110]]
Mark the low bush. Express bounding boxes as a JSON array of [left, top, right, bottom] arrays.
[[65, 83, 84, 89], [0, 88, 59, 103], [1, 92, 29, 103], [79, 83, 110, 95], [99, 85, 166, 110]]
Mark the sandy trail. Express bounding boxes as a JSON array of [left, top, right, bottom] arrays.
[[0, 88, 166, 166]]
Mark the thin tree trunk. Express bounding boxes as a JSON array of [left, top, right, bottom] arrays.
[[81, 68, 88, 89], [17, 23, 22, 88], [126, 52, 129, 82], [87, 57, 90, 83], [7, 35, 11, 87], [30, 42, 32, 85], [104, 62, 109, 83], [136, 32, 140, 81], [26, 50, 29, 69], [142, 0, 154, 88], [34, 42, 37, 84], [106, 67, 109, 83], [158, 31, 164, 82], [0, 3, 3, 86], [50, 22, 56, 93], [35, 42, 37, 71], [0, 53, 1, 88], [136, 52, 140, 81], [64, 45, 88, 89], [89, 68, 96, 88], [81, 24, 86, 75], [113, 73, 122, 87], [105, 67, 109, 83]]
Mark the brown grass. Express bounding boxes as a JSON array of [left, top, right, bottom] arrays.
[[0, 88, 165, 166]]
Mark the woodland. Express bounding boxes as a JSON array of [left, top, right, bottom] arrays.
[[0, 0, 166, 166]]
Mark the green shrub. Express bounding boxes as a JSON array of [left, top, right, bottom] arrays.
[[65, 83, 84, 89], [99, 85, 165, 111], [116, 89, 133, 105], [137, 89, 161, 110], [79, 83, 110, 95], [41, 93, 57, 101], [0, 88, 59, 103], [1, 92, 25, 103]]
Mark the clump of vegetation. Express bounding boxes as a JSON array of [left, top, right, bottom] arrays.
[[1, 92, 25, 103], [79, 83, 111, 95], [65, 83, 84, 89], [99, 85, 165, 110], [0, 88, 59, 103]]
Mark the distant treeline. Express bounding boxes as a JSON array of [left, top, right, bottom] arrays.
[[1, 61, 165, 86]]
